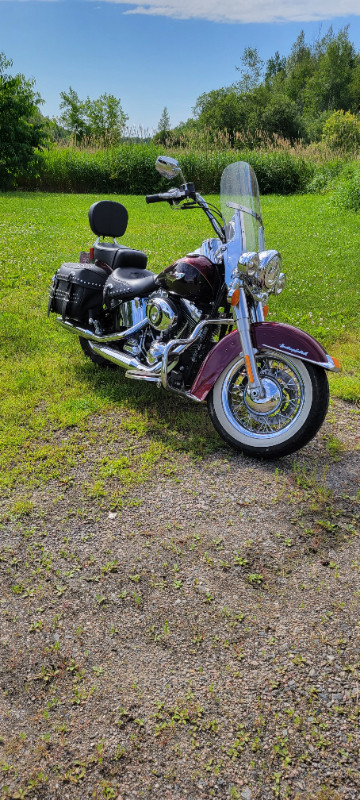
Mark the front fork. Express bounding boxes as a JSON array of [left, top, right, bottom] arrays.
[[229, 286, 265, 400]]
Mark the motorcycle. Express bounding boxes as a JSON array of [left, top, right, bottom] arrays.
[[48, 156, 340, 458]]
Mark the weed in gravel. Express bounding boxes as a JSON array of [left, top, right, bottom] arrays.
[[247, 573, 264, 585]]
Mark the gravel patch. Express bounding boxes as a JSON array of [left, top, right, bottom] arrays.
[[0, 398, 359, 800]]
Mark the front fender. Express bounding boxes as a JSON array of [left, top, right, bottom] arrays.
[[190, 321, 339, 402]]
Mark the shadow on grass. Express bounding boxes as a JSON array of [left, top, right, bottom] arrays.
[[76, 358, 224, 460], [77, 358, 360, 485]]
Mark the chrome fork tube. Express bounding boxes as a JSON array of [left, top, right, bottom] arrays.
[[231, 288, 264, 399]]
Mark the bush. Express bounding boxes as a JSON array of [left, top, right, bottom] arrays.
[[333, 167, 360, 212], [306, 158, 347, 193], [322, 110, 360, 154]]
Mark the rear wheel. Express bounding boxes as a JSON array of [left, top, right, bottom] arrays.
[[79, 337, 116, 369], [207, 351, 329, 459]]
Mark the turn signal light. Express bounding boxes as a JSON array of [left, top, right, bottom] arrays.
[[263, 305, 269, 317], [332, 357, 341, 370], [230, 289, 240, 306], [245, 355, 254, 384]]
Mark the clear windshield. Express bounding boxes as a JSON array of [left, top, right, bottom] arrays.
[[220, 162, 263, 252]]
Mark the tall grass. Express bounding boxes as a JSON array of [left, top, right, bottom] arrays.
[[19, 143, 317, 195], [11, 123, 359, 198]]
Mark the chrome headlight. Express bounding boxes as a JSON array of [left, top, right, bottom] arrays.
[[274, 272, 286, 295], [238, 251, 259, 278], [258, 250, 282, 288]]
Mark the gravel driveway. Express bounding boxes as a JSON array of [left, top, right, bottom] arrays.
[[0, 397, 359, 800]]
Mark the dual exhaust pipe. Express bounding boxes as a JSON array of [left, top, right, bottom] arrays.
[[56, 315, 233, 387], [57, 317, 163, 380]]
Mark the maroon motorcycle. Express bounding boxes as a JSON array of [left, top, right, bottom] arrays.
[[48, 156, 340, 458]]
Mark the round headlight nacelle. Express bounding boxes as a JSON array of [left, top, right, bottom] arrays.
[[238, 251, 259, 278], [258, 250, 282, 288]]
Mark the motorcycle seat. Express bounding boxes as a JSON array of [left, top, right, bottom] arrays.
[[103, 267, 158, 305], [94, 241, 148, 271]]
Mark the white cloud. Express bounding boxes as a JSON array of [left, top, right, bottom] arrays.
[[102, 0, 360, 24], [1, 0, 359, 23]]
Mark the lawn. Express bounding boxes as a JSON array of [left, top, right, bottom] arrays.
[[0, 190, 359, 800], [0, 189, 359, 506], [0, 190, 359, 494]]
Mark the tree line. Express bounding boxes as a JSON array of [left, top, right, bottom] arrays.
[[170, 26, 360, 147], [1, 26, 360, 189]]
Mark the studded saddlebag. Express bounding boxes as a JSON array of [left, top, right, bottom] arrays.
[[48, 262, 108, 322]]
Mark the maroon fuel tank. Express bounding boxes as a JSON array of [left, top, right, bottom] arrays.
[[157, 255, 221, 304]]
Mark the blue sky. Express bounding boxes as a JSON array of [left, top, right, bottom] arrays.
[[1, 0, 360, 132]]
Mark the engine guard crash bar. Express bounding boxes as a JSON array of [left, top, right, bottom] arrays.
[[159, 318, 234, 399]]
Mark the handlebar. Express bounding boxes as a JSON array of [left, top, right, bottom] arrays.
[[146, 193, 169, 204], [146, 182, 226, 242], [146, 188, 185, 204]]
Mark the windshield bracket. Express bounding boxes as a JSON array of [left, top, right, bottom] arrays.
[[226, 201, 263, 226]]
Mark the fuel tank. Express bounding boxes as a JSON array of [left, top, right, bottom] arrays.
[[157, 255, 221, 304]]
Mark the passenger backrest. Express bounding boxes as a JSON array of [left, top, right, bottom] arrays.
[[88, 201, 128, 238]]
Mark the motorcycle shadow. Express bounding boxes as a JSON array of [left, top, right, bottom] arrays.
[[78, 360, 223, 459], [78, 362, 358, 484]]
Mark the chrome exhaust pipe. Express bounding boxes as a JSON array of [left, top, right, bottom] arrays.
[[89, 342, 161, 374], [56, 316, 162, 377], [56, 316, 148, 343]]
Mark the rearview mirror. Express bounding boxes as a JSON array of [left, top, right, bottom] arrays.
[[155, 155, 183, 180]]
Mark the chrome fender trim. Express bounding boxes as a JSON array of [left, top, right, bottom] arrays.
[[190, 322, 339, 402]]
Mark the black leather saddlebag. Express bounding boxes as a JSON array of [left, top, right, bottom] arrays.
[[48, 262, 107, 322]]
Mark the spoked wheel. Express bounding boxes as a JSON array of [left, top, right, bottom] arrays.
[[207, 351, 329, 459]]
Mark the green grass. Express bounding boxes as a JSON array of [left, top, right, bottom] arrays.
[[0, 190, 359, 499], [261, 193, 360, 402]]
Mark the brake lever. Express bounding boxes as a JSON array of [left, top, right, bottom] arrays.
[[179, 201, 198, 209]]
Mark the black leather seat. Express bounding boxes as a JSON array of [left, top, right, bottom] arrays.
[[93, 242, 122, 269], [94, 242, 148, 271], [103, 267, 158, 305]]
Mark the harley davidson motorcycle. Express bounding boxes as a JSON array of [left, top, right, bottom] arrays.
[[48, 156, 340, 458]]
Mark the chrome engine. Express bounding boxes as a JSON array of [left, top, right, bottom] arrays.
[[146, 291, 178, 332], [116, 290, 203, 367]]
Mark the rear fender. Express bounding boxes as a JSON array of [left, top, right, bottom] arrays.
[[190, 321, 338, 402]]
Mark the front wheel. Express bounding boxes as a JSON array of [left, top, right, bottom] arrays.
[[207, 351, 329, 459]]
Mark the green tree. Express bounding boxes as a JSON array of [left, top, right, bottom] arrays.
[[193, 88, 247, 141], [261, 94, 304, 142], [155, 106, 171, 145], [60, 88, 128, 145], [236, 47, 264, 93], [84, 92, 128, 144], [0, 53, 47, 189], [285, 31, 315, 115], [265, 51, 286, 84], [158, 106, 171, 132], [303, 28, 356, 116], [59, 87, 88, 144]]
